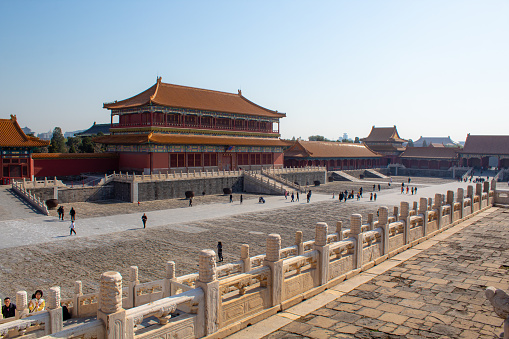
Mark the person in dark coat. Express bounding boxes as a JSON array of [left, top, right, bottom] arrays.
[[2, 297, 16, 318], [141, 213, 147, 228], [217, 242, 223, 262], [70, 207, 76, 222]]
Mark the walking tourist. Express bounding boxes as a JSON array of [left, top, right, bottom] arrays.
[[28, 290, 45, 313], [217, 242, 223, 262], [69, 221, 76, 235], [57, 206, 64, 221], [291, 192, 294, 202], [378, 184, 381, 191], [230, 194, 233, 203], [373, 184, 376, 191], [406, 186, 409, 194], [70, 207, 76, 222], [240, 195, 243, 204], [370, 193, 373, 201], [374, 193, 377, 201], [189, 197, 193, 207], [141, 213, 147, 228], [2, 297, 16, 318], [414, 187, 418, 194], [411, 187, 414, 195], [296, 192, 299, 201]]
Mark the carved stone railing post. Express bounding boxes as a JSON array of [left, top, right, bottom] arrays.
[[367, 213, 374, 231], [457, 188, 465, 219], [336, 221, 343, 241], [165, 261, 176, 296], [241, 245, 251, 273], [476, 182, 483, 196], [491, 179, 497, 191], [97, 271, 126, 339], [73, 281, 83, 318], [295, 232, 304, 256], [196, 250, 219, 337], [419, 197, 429, 235], [412, 201, 418, 213], [314, 223, 329, 285], [467, 185, 474, 200], [378, 207, 389, 256], [393, 206, 399, 221], [15, 290, 28, 319], [400, 202, 410, 245], [350, 214, 363, 269], [127, 266, 139, 307], [428, 197, 433, 210], [446, 190, 454, 207], [263, 234, 283, 307], [48, 286, 63, 334], [483, 181, 490, 193]]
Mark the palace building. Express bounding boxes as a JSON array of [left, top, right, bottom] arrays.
[[94, 78, 287, 173], [361, 126, 408, 165], [284, 140, 382, 170], [0, 115, 49, 184]]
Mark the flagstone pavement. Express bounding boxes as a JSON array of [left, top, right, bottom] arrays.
[[229, 207, 509, 339]]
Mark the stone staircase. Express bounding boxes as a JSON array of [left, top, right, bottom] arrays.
[[243, 172, 295, 195], [329, 171, 360, 182], [364, 169, 388, 179], [0, 186, 45, 221]]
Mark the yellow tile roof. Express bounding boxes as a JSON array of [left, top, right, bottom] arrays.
[[0, 115, 49, 148]]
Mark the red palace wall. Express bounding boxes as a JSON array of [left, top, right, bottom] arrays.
[[274, 152, 284, 166], [152, 152, 169, 170], [33, 157, 119, 178], [119, 153, 150, 172]]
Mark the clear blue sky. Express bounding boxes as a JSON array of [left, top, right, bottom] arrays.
[[1, 1, 507, 142]]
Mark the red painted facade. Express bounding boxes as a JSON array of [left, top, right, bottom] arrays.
[[33, 155, 119, 178]]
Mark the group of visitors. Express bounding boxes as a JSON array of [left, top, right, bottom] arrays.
[[57, 206, 77, 236], [284, 190, 300, 202], [1, 290, 46, 319], [400, 184, 418, 195]]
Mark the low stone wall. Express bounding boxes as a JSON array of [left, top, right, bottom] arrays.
[[28, 186, 115, 203], [114, 181, 132, 202], [278, 170, 326, 186], [389, 168, 456, 178], [137, 176, 243, 201]]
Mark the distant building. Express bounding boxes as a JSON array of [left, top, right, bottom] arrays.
[[361, 125, 407, 165], [37, 131, 52, 140], [0, 115, 49, 184], [342, 133, 348, 141], [284, 140, 382, 170], [64, 130, 85, 138], [413, 136, 459, 147], [76, 122, 110, 137], [399, 146, 460, 170], [460, 135, 509, 169], [21, 126, 33, 135]]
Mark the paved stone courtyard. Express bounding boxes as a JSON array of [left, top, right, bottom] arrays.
[[256, 207, 509, 339]]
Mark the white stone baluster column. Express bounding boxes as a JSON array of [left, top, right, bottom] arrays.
[[367, 213, 374, 231], [74, 281, 83, 318], [263, 234, 283, 307], [15, 291, 28, 319], [196, 250, 219, 337], [165, 261, 176, 296], [378, 207, 389, 256], [393, 206, 399, 221], [241, 245, 251, 273], [419, 197, 429, 236], [97, 272, 126, 339], [400, 202, 410, 245], [350, 214, 363, 269], [48, 286, 63, 334], [336, 221, 343, 241], [457, 188, 464, 219], [127, 266, 138, 308], [295, 231, 304, 256], [314, 222, 330, 285]]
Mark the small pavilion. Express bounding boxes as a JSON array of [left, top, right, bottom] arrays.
[[0, 115, 49, 184], [361, 126, 407, 165], [460, 135, 509, 169]]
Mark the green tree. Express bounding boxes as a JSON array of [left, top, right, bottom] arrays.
[[309, 135, 329, 141], [341, 138, 353, 143], [407, 139, 414, 147], [422, 140, 427, 147], [48, 127, 66, 153], [354, 137, 360, 143], [79, 136, 95, 153]]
